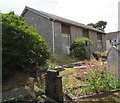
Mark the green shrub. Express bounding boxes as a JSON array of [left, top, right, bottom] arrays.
[[84, 68, 118, 93], [2, 12, 50, 81], [95, 51, 107, 58], [40, 66, 48, 72], [70, 37, 93, 60]]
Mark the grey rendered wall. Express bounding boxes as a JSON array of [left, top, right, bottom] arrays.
[[53, 22, 83, 54], [102, 34, 106, 51], [54, 21, 62, 54], [22, 10, 53, 51], [89, 30, 98, 53], [70, 26, 83, 42]]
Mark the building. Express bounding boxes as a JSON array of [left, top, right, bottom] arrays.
[[106, 31, 119, 49], [21, 6, 106, 54]]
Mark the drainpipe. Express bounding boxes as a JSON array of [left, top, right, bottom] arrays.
[[52, 19, 55, 53]]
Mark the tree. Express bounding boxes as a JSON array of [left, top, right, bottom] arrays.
[[87, 21, 107, 32], [70, 37, 93, 60], [87, 23, 97, 28], [2, 12, 50, 80]]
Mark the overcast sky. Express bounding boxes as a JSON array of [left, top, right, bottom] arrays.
[[1, 0, 119, 33]]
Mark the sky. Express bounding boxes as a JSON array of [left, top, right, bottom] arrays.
[[1, 0, 120, 33]]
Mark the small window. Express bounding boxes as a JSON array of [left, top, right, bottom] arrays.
[[61, 24, 70, 34], [97, 33, 102, 41], [82, 29, 89, 38]]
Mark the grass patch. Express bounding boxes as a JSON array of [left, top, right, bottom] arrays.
[[47, 53, 79, 67], [59, 68, 76, 77]]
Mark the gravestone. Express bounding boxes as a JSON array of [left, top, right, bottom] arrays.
[[107, 47, 120, 78], [45, 69, 63, 103]]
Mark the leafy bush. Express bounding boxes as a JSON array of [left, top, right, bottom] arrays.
[[70, 37, 93, 60], [80, 64, 120, 94], [86, 69, 117, 92], [40, 66, 48, 72], [95, 51, 107, 58], [2, 12, 50, 80]]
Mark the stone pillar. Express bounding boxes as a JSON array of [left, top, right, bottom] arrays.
[[45, 70, 63, 103]]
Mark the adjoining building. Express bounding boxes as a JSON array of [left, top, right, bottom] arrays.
[[106, 31, 119, 49], [21, 6, 106, 54]]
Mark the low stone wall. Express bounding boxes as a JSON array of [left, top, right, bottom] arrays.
[[65, 89, 120, 101]]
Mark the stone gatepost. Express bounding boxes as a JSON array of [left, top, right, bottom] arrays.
[[45, 69, 63, 103]]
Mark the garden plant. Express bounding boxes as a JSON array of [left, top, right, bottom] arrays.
[[70, 37, 93, 60], [2, 12, 50, 81]]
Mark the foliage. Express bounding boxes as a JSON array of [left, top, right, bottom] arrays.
[[62, 75, 83, 94], [85, 69, 117, 93], [94, 51, 107, 58], [62, 68, 118, 95], [46, 53, 79, 68], [25, 75, 46, 102], [88, 21, 107, 32], [70, 37, 93, 60], [87, 23, 96, 28], [40, 66, 48, 72], [116, 77, 120, 88], [2, 12, 50, 80], [62, 59, 120, 96]]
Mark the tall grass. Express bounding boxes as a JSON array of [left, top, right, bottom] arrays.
[[47, 53, 79, 67]]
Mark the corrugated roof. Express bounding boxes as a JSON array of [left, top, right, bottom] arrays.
[[21, 6, 105, 34]]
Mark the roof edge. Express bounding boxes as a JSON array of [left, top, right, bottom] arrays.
[[21, 6, 50, 20], [21, 6, 106, 34]]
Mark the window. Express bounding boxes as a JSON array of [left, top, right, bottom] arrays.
[[61, 24, 70, 34], [61, 23, 71, 54], [82, 29, 89, 38], [97, 34, 102, 41]]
